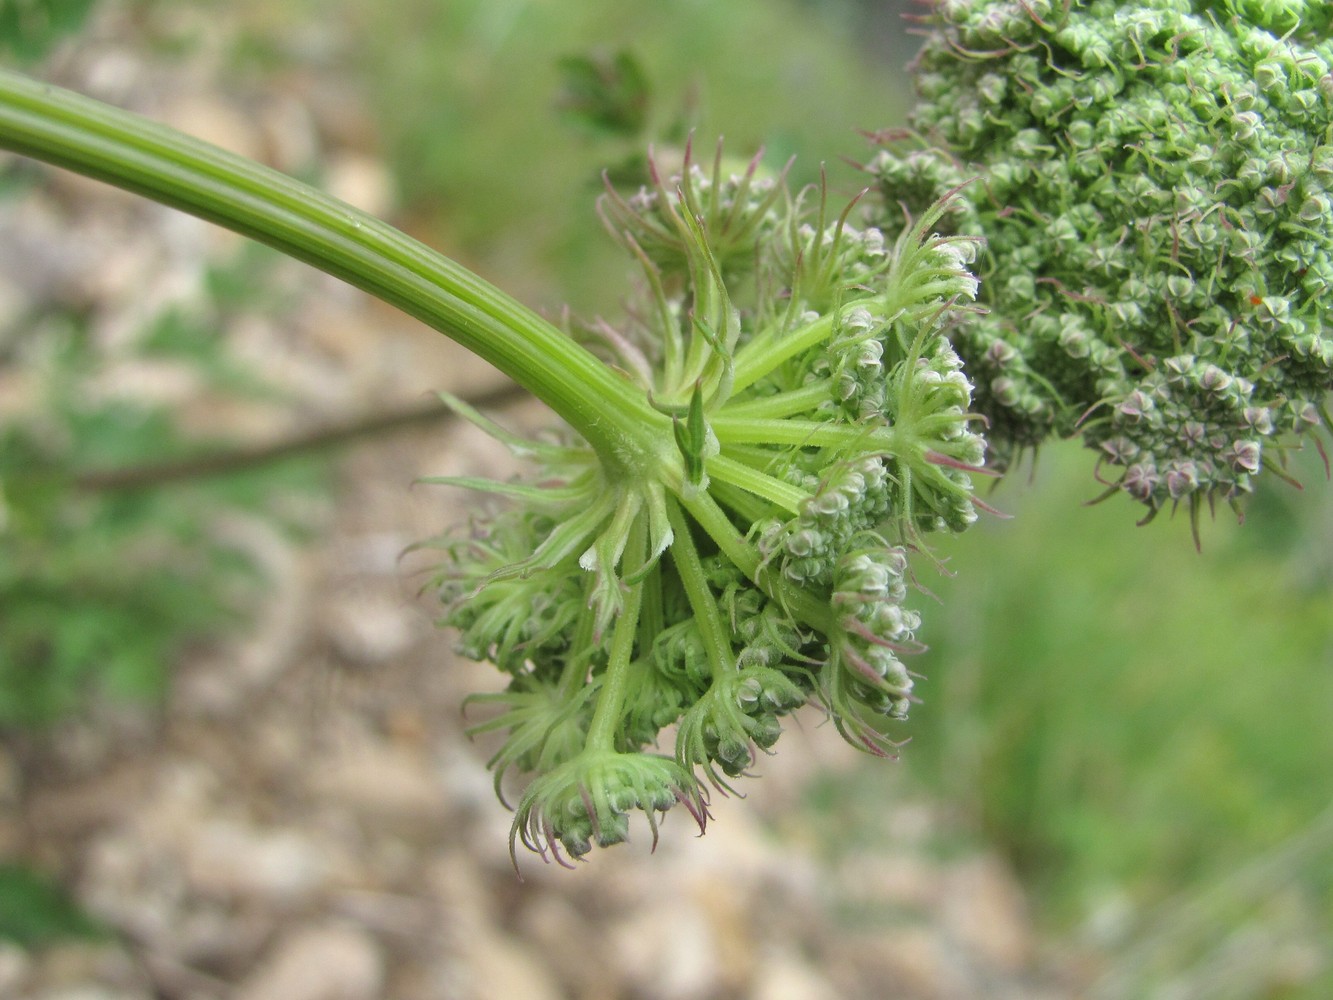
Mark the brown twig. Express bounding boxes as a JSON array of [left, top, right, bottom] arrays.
[[71, 381, 529, 494]]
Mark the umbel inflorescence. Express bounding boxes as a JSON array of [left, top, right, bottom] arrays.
[[427, 145, 989, 863], [427, 0, 1333, 863], [871, 0, 1333, 522]]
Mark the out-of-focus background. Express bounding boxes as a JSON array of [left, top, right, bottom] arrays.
[[1, 1, 1330, 998]]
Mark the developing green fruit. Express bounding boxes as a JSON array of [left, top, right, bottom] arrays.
[[871, 0, 1333, 524]]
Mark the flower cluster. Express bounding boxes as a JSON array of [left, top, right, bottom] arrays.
[[870, 0, 1333, 519], [427, 141, 989, 863]]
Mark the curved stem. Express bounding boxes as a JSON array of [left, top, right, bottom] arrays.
[[0, 69, 667, 464], [730, 313, 833, 394]]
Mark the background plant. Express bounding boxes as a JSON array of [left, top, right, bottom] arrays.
[[0, 0, 98, 65], [335, 0, 911, 310], [0, 236, 330, 725]]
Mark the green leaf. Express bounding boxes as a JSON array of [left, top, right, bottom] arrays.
[[555, 50, 650, 138], [0, 864, 104, 946], [0, 0, 98, 64]]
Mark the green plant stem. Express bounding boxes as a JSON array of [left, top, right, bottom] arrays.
[[583, 520, 648, 751], [731, 310, 839, 392], [664, 497, 735, 677], [718, 380, 832, 420], [711, 415, 883, 449], [706, 453, 807, 514], [0, 69, 668, 466], [678, 490, 835, 634]]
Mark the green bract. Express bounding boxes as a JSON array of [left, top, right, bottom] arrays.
[[426, 144, 989, 863], [871, 0, 1333, 521]]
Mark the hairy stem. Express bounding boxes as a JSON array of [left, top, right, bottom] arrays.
[[717, 380, 833, 420], [711, 415, 887, 450]]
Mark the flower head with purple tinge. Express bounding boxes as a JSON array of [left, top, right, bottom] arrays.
[[871, 0, 1333, 525]]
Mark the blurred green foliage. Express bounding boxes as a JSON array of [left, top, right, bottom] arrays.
[[0, 247, 324, 726], [912, 444, 1333, 992], [555, 50, 651, 140], [0, 0, 98, 63], [799, 446, 1331, 993], [0, 864, 104, 945], [331, 0, 906, 311]]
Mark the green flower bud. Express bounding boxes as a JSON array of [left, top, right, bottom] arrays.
[[511, 748, 704, 866]]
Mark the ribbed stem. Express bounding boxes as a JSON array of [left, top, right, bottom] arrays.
[[711, 415, 886, 449], [707, 453, 808, 515], [0, 69, 668, 465]]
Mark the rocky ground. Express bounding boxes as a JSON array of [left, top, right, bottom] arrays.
[[0, 11, 1098, 999]]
